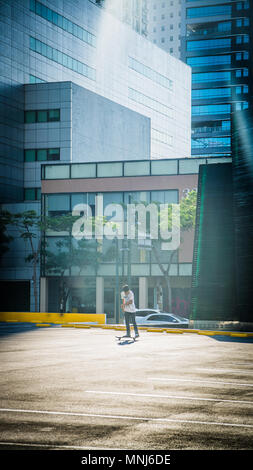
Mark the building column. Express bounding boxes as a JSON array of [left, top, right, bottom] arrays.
[[96, 276, 104, 313], [40, 277, 48, 312], [139, 277, 148, 309]]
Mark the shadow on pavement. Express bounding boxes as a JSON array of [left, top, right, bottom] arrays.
[[0, 322, 43, 338], [212, 335, 253, 344]]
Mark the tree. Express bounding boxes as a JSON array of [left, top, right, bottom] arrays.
[[152, 190, 197, 312], [0, 210, 13, 260]]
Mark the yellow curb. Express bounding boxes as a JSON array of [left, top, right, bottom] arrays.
[[74, 325, 91, 329], [36, 323, 51, 327], [230, 333, 249, 338], [147, 328, 165, 333], [6, 320, 18, 323], [197, 331, 216, 336], [184, 329, 199, 333], [166, 329, 184, 334]]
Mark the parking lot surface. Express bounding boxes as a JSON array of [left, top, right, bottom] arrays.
[[0, 323, 253, 450]]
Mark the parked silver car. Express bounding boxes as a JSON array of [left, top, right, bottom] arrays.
[[135, 309, 189, 328]]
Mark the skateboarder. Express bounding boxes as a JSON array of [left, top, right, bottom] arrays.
[[121, 285, 139, 339]]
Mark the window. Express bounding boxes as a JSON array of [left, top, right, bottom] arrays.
[[44, 165, 70, 179], [30, 0, 96, 47], [124, 161, 150, 176], [30, 37, 96, 81], [46, 194, 70, 217], [25, 110, 36, 123], [29, 74, 46, 84], [151, 190, 178, 204], [187, 38, 231, 51], [191, 137, 231, 148], [236, 101, 248, 111], [192, 88, 231, 99], [151, 160, 177, 176], [129, 57, 173, 90], [128, 88, 173, 118], [25, 109, 60, 123], [192, 71, 231, 83], [24, 148, 60, 162], [37, 110, 47, 123], [192, 104, 231, 115], [187, 5, 231, 18], [24, 187, 41, 201], [187, 55, 231, 67]]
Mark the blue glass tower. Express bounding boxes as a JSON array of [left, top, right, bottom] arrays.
[[182, 0, 252, 157]]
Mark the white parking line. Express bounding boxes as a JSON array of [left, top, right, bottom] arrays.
[[85, 390, 253, 405], [148, 377, 253, 387], [0, 407, 252, 429], [196, 368, 253, 374], [0, 442, 121, 450]]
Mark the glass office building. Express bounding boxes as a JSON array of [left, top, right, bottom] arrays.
[[0, 0, 191, 205], [181, 0, 252, 157], [39, 157, 230, 320]]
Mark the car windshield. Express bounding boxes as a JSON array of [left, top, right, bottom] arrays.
[[136, 310, 158, 317]]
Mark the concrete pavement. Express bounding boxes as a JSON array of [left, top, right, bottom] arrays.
[[0, 323, 252, 450]]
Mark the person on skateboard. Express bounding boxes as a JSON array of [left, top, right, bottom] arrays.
[[121, 285, 139, 339]]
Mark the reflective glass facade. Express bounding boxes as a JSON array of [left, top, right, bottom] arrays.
[[182, 0, 252, 157]]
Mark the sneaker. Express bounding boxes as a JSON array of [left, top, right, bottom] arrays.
[[134, 334, 139, 338]]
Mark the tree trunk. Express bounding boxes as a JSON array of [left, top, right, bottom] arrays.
[[33, 264, 38, 312], [163, 274, 172, 312]]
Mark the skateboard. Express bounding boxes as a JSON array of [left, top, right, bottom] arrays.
[[115, 335, 137, 344]]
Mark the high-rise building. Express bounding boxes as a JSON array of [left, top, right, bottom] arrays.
[[0, 0, 192, 313], [181, 0, 252, 157], [146, 0, 183, 59], [90, 0, 148, 37], [0, 0, 191, 204]]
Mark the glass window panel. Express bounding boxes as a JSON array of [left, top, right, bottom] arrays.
[[45, 165, 70, 179], [52, 11, 58, 24], [48, 109, 60, 121], [37, 188, 41, 200], [24, 188, 36, 200], [71, 193, 87, 209], [71, 163, 96, 178], [187, 38, 231, 51], [30, 36, 36, 51], [37, 149, 47, 161], [48, 148, 60, 160], [46, 194, 70, 216], [187, 55, 231, 66], [35, 1, 42, 15], [103, 192, 123, 208], [151, 190, 178, 204], [151, 159, 177, 175], [124, 161, 150, 176], [192, 104, 231, 115], [179, 159, 206, 174], [24, 149, 36, 162], [30, 0, 36, 11], [124, 191, 149, 204], [192, 71, 231, 83], [25, 110, 36, 123], [37, 110, 47, 122], [97, 162, 123, 177], [187, 5, 231, 18]]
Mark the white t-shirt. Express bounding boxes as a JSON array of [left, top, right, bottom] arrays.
[[122, 290, 136, 313]]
